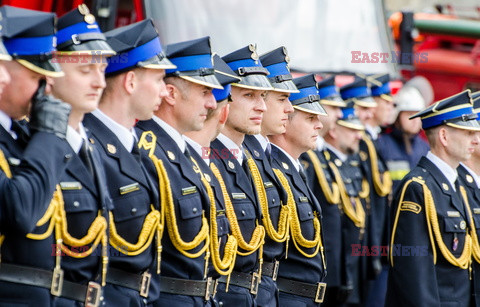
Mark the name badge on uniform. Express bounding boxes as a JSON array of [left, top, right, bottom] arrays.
[[264, 182, 274, 188], [7, 157, 20, 166], [447, 211, 461, 217], [299, 196, 309, 203], [182, 186, 197, 195], [60, 181, 83, 190], [232, 192, 246, 199], [119, 182, 140, 195], [473, 208, 480, 215]]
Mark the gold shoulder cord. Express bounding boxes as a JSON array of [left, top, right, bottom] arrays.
[[138, 131, 209, 275], [328, 161, 366, 230], [362, 133, 392, 197], [306, 150, 340, 204], [190, 157, 237, 276], [244, 149, 290, 243], [460, 187, 480, 263], [0, 150, 12, 256], [390, 177, 471, 269], [210, 162, 265, 257], [272, 168, 323, 259], [1, 149, 110, 285]]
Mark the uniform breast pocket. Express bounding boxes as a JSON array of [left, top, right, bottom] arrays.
[[62, 190, 98, 238], [233, 200, 257, 239], [265, 186, 281, 208], [472, 209, 480, 230], [442, 216, 467, 255], [296, 200, 316, 240], [216, 214, 230, 237], [443, 216, 467, 233], [112, 189, 150, 223], [177, 192, 204, 240]]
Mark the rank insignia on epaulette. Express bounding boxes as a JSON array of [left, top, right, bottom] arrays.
[[282, 162, 289, 170], [60, 181, 82, 190], [119, 182, 140, 195], [466, 175, 474, 183], [323, 151, 330, 161], [182, 186, 197, 195], [254, 150, 260, 157], [359, 151, 368, 161], [460, 221, 466, 230], [334, 159, 342, 167], [474, 208, 480, 215], [167, 151, 175, 161], [400, 201, 421, 214], [301, 160, 309, 170], [228, 161, 235, 169], [264, 182, 274, 188], [107, 144, 116, 154], [232, 192, 246, 199], [7, 157, 20, 166], [447, 211, 461, 217], [204, 174, 211, 183], [442, 183, 449, 191], [89, 138, 95, 144]]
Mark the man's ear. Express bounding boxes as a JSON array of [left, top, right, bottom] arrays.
[[219, 103, 230, 125], [438, 127, 448, 147], [123, 71, 136, 95], [163, 83, 177, 107]]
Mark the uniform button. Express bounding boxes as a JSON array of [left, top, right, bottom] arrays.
[[220, 226, 223, 231], [73, 201, 80, 207], [308, 211, 312, 216], [241, 210, 246, 216], [349, 190, 354, 195], [131, 208, 137, 215], [272, 198, 275, 204], [346, 178, 352, 183], [455, 224, 458, 229], [193, 207, 198, 214], [64, 153, 72, 161]]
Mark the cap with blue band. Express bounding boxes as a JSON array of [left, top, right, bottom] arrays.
[[223, 44, 273, 91], [337, 100, 365, 131], [340, 77, 376, 108], [211, 53, 241, 102], [369, 73, 392, 102], [56, 5, 115, 56], [317, 76, 346, 107], [260, 46, 298, 93], [1, 5, 62, 77], [165, 36, 222, 89], [410, 89, 480, 131], [289, 74, 327, 116], [104, 19, 175, 76]]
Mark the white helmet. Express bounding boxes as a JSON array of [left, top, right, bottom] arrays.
[[394, 86, 426, 113]]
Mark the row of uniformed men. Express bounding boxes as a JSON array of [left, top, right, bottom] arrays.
[[0, 4, 406, 307]]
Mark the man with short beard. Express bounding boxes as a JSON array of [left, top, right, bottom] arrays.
[[269, 74, 327, 306], [300, 75, 348, 306], [242, 46, 297, 307], [324, 100, 368, 306], [210, 44, 272, 306], [387, 90, 480, 306]]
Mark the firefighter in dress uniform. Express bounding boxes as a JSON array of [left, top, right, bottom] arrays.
[[136, 36, 224, 306], [0, 6, 75, 306], [269, 74, 328, 307], [387, 90, 480, 306], [299, 75, 348, 306], [242, 46, 298, 307], [82, 19, 173, 306]]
